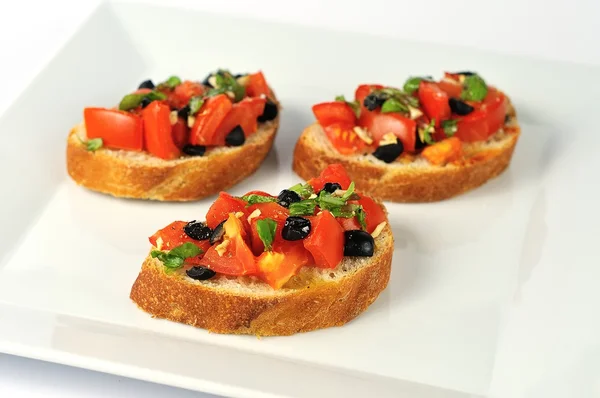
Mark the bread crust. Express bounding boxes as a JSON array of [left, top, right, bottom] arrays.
[[130, 225, 394, 336], [66, 109, 279, 202], [292, 103, 521, 203]]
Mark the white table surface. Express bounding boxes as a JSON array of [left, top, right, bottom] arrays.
[[1, 1, 599, 397]]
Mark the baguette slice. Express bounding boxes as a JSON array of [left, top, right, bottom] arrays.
[[293, 100, 520, 202], [66, 111, 279, 201], [130, 224, 393, 336]]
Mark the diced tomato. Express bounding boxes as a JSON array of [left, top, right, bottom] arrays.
[[355, 196, 386, 233], [148, 221, 211, 264], [169, 80, 204, 109], [189, 94, 233, 146], [257, 240, 311, 289], [421, 137, 463, 165], [245, 71, 270, 98], [212, 97, 267, 145], [337, 216, 361, 231], [454, 88, 507, 142], [312, 102, 357, 127], [437, 77, 463, 98], [308, 163, 352, 192], [247, 202, 289, 255], [243, 190, 276, 198], [171, 117, 189, 149], [84, 108, 143, 151], [323, 122, 367, 155], [205, 192, 247, 230], [142, 101, 180, 160], [354, 84, 384, 111], [358, 110, 416, 152], [304, 211, 344, 269], [202, 214, 258, 276], [418, 81, 451, 127]]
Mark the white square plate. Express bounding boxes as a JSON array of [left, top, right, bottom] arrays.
[[1, 2, 599, 398]]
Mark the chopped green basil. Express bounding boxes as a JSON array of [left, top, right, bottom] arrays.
[[329, 204, 359, 218], [212, 71, 246, 102], [165, 75, 182, 89], [256, 218, 277, 251], [289, 199, 317, 216], [441, 119, 458, 137], [151, 242, 202, 269], [381, 97, 408, 114], [241, 194, 277, 205], [356, 206, 367, 230], [118, 91, 166, 111], [461, 74, 488, 102], [418, 118, 436, 145], [403, 77, 423, 95], [86, 138, 103, 152], [317, 191, 346, 209], [288, 183, 313, 199], [340, 182, 356, 201], [189, 96, 204, 115]]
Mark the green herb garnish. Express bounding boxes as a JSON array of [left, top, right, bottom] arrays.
[[403, 77, 423, 95], [340, 182, 356, 201], [189, 96, 204, 115], [461, 74, 488, 102], [165, 75, 182, 89], [118, 91, 167, 111], [381, 97, 408, 114], [151, 242, 203, 269], [441, 120, 458, 137], [418, 118, 436, 145], [86, 138, 103, 151], [335, 95, 361, 118], [256, 218, 277, 251], [211, 70, 246, 102], [241, 194, 277, 205], [288, 183, 313, 199], [356, 206, 367, 230], [329, 204, 360, 218], [289, 200, 317, 216]]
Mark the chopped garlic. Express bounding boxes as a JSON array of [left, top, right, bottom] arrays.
[[408, 106, 423, 120], [371, 222, 387, 238], [353, 126, 373, 145], [215, 239, 230, 257], [247, 209, 262, 223], [236, 75, 250, 86], [187, 115, 196, 128], [169, 111, 178, 125], [235, 211, 244, 219], [225, 91, 235, 100], [308, 193, 317, 199], [155, 237, 164, 250], [379, 133, 397, 147], [208, 75, 217, 88], [332, 189, 346, 197]]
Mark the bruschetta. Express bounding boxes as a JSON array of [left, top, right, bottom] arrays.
[[293, 72, 520, 202], [67, 70, 280, 201], [130, 164, 393, 336]]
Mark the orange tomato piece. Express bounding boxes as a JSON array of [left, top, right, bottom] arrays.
[[142, 101, 181, 160], [421, 137, 463, 165]]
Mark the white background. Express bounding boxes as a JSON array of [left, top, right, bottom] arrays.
[[0, 0, 598, 397]]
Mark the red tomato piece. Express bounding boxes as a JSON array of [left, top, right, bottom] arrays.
[[308, 163, 352, 192], [205, 192, 247, 230], [243, 190, 276, 198], [358, 110, 416, 152], [312, 102, 357, 127], [169, 80, 204, 109], [171, 117, 189, 149], [247, 202, 289, 255], [245, 71, 270, 98], [189, 94, 233, 146], [148, 221, 211, 264], [142, 101, 181, 160], [257, 240, 311, 289], [354, 84, 384, 111], [355, 195, 386, 233], [304, 211, 344, 269], [212, 97, 267, 145], [418, 81, 451, 127], [454, 88, 507, 142], [437, 78, 463, 98], [202, 214, 258, 276], [84, 108, 143, 151], [337, 216, 362, 231], [323, 122, 367, 155]]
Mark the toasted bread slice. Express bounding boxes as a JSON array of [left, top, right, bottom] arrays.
[[130, 224, 393, 336], [293, 102, 520, 202], [66, 115, 279, 201]]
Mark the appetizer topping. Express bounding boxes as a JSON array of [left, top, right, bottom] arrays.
[[77, 135, 103, 152], [421, 136, 463, 165], [257, 99, 279, 122], [277, 189, 302, 208], [448, 98, 474, 116], [181, 144, 206, 157], [164, 76, 182, 89], [225, 126, 245, 146], [183, 221, 212, 241], [119, 90, 167, 111], [147, 165, 388, 289], [138, 79, 155, 90], [209, 220, 226, 245], [282, 216, 311, 241], [312, 72, 507, 163], [186, 266, 216, 280], [169, 110, 178, 125], [343, 230, 375, 257]]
